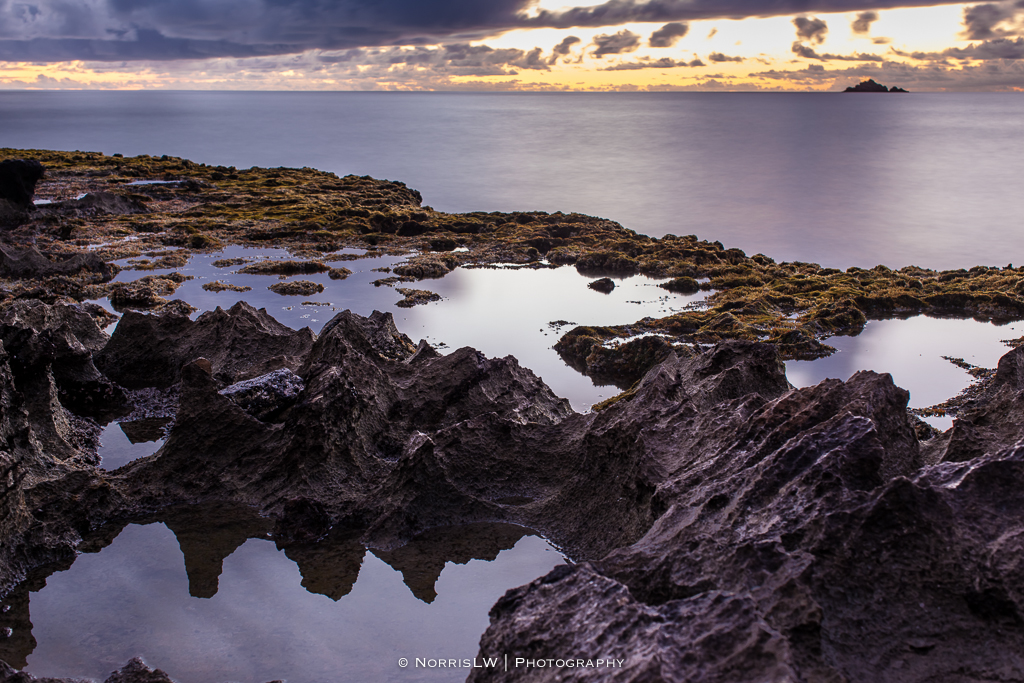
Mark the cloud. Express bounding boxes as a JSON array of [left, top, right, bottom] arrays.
[[0, 0, 990, 63], [522, 0, 970, 30], [590, 29, 640, 57], [962, 1, 1024, 40], [552, 35, 582, 55], [752, 58, 1024, 91], [794, 16, 829, 44], [791, 41, 884, 60], [600, 56, 702, 69], [910, 36, 1024, 60], [649, 22, 688, 48], [708, 52, 744, 62], [852, 10, 879, 34]]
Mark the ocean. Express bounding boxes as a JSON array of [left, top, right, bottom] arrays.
[[3, 90, 1023, 270]]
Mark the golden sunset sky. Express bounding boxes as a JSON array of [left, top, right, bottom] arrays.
[[1, 0, 1022, 91]]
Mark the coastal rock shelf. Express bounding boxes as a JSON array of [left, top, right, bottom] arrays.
[[3, 147, 1024, 383], [2, 149, 1024, 682], [0, 301, 1023, 681]]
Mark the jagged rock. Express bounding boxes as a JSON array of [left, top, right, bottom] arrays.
[[0, 300, 127, 422], [471, 355, 1024, 682], [103, 656, 174, 683], [218, 368, 304, 421], [922, 345, 1024, 464], [0, 160, 44, 208], [7, 307, 1024, 683], [95, 301, 316, 388], [0, 246, 117, 281]]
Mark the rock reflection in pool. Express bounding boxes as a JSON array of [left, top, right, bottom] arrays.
[[785, 316, 1021, 430], [97, 418, 169, 470], [10, 516, 565, 682]]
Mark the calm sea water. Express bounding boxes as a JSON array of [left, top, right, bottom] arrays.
[[3, 91, 1023, 270]]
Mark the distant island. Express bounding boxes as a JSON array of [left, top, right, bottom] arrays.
[[844, 78, 909, 92]]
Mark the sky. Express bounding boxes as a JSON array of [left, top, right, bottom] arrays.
[[1, 0, 1024, 91]]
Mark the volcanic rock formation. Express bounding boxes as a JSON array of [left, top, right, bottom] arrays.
[[1, 303, 1024, 682]]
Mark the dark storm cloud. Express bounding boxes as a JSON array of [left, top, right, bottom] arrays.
[[793, 17, 828, 44], [852, 10, 878, 33], [0, 0, 994, 63], [962, 1, 1024, 40], [708, 52, 743, 62], [590, 30, 640, 57], [649, 22, 688, 48], [521, 0, 970, 29], [343, 43, 551, 75]]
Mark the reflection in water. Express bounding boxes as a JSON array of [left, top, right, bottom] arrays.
[[97, 420, 167, 471], [95, 247, 1024, 424], [0, 511, 564, 683], [97, 245, 703, 413], [786, 316, 1021, 430]]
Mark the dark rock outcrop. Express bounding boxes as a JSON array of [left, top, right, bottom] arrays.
[[0, 246, 117, 281], [5, 306, 1024, 682], [94, 301, 315, 388], [0, 300, 128, 422], [470, 359, 1024, 682], [0, 160, 44, 208], [588, 277, 615, 294]]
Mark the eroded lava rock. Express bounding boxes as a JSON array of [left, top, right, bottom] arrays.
[[94, 301, 315, 388], [3, 304, 1024, 682]]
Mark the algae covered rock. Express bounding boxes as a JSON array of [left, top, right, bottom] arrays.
[[268, 280, 324, 296]]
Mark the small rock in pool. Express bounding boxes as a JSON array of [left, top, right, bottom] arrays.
[[202, 280, 252, 293], [589, 277, 615, 294], [268, 280, 324, 296]]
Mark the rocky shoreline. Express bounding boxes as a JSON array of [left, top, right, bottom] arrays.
[[2, 151, 1024, 682]]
